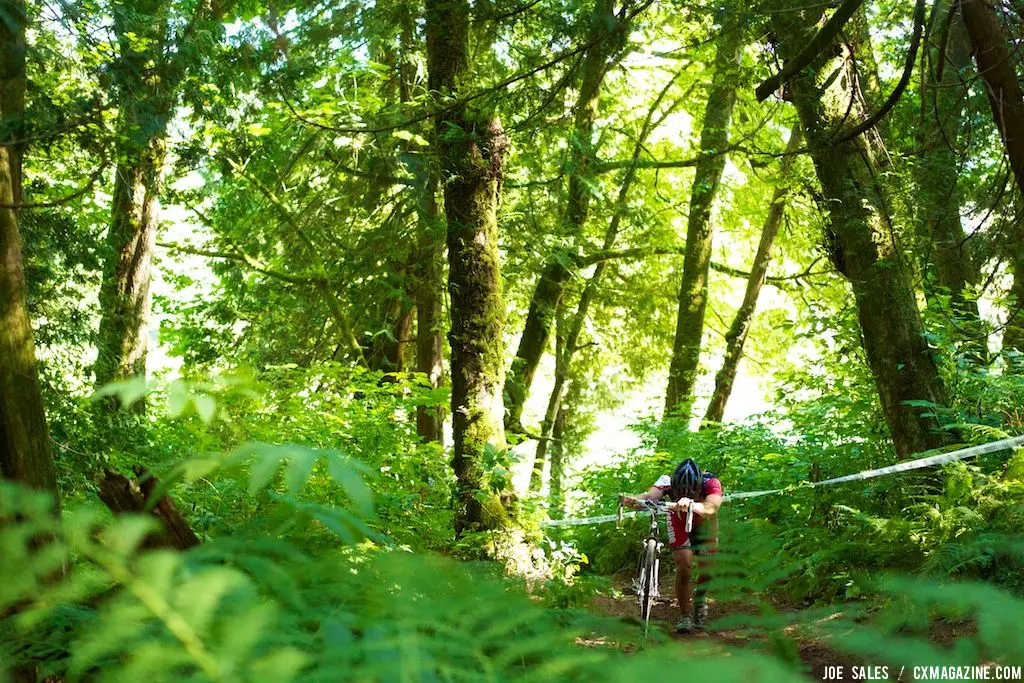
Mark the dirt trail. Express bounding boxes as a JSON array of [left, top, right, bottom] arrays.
[[588, 591, 869, 680]]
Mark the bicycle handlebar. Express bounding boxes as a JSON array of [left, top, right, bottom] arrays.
[[617, 495, 694, 531]]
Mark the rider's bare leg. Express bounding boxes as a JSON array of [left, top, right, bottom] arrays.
[[672, 547, 694, 618], [694, 555, 713, 604]]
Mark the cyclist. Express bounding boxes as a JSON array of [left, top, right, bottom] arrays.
[[622, 458, 723, 633]]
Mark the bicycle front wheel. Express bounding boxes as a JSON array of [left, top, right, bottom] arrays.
[[639, 538, 658, 625]]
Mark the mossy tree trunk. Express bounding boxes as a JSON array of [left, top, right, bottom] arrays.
[[530, 68, 681, 488], [504, 0, 622, 432], [915, 0, 985, 359], [664, 19, 743, 419], [414, 170, 446, 443], [426, 0, 508, 535], [398, 6, 445, 443], [94, 0, 176, 388], [0, 149, 54, 496], [547, 401, 569, 519], [93, 1, 207, 546], [0, 0, 25, 204], [774, 6, 949, 458], [0, 9, 61, 678], [0, 0, 57, 498], [958, 0, 1024, 355], [530, 301, 566, 493], [703, 126, 801, 425], [365, 294, 414, 372]]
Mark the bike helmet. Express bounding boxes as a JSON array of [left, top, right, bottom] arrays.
[[670, 458, 702, 501]]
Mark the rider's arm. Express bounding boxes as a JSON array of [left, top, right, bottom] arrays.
[[690, 493, 723, 517], [623, 486, 664, 508]]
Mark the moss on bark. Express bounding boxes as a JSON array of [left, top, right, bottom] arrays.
[[664, 18, 744, 419], [427, 0, 508, 535], [775, 5, 949, 458]]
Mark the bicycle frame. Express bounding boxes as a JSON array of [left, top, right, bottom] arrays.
[[635, 502, 663, 602], [618, 496, 694, 631]]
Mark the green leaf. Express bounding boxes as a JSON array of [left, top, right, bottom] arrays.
[[92, 376, 150, 408], [167, 380, 190, 417], [194, 393, 218, 423], [247, 446, 286, 495], [285, 448, 318, 493], [249, 648, 309, 681], [327, 452, 373, 516]]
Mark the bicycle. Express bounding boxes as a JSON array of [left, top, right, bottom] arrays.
[[617, 496, 692, 632]]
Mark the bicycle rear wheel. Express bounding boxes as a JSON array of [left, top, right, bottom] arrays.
[[639, 538, 658, 626]]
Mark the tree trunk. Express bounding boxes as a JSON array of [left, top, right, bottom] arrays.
[[366, 296, 414, 372], [94, 1, 174, 387], [503, 0, 621, 431], [0, 11, 61, 678], [530, 301, 566, 493], [95, 139, 167, 386], [916, 0, 985, 358], [703, 126, 801, 425], [529, 69, 682, 488], [547, 402, 568, 519], [395, 5, 445, 442], [426, 0, 508, 535], [93, 1, 202, 547], [664, 19, 743, 419], [96, 468, 200, 550], [960, 0, 1024, 193], [958, 0, 1024, 354], [0, 0, 25, 204], [774, 5, 949, 458], [506, 262, 567, 431], [415, 172, 445, 443], [392, 302, 414, 372], [0, 107, 57, 499]]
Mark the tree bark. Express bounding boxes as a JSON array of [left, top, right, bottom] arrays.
[[960, 0, 1024, 193], [415, 171, 445, 443], [703, 126, 801, 425], [94, 1, 174, 387], [96, 468, 200, 550], [0, 158, 54, 495], [664, 19, 743, 419], [530, 301, 565, 493], [774, 5, 949, 458], [366, 296, 414, 372], [95, 138, 167, 386], [92, 2, 205, 548], [503, 0, 621, 431], [426, 0, 508, 535], [547, 402, 568, 519], [958, 0, 1024, 354], [916, 0, 985, 358], [394, 4, 445, 442], [0, 12, 61, 678], [529, 68, 683, 489], [0, 0, 25, 204]]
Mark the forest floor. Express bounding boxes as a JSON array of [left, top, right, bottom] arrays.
[[583, 581, 975, 680], [586, 590, 863, 680]]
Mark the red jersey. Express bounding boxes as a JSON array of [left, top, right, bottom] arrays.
[[652, 473, 722, 550]]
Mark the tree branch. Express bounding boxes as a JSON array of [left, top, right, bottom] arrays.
[[577, 246, 830, 284], [0, 159, 108, 209], [755, 0, 867, 102], [832, 0, 926, 145], [279, 1, 654, 136], [156, 241, 322, 286]]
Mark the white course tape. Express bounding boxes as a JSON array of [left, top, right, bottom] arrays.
[[543, 435, 1024, 528]]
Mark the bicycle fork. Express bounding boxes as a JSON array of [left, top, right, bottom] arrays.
[[642, 537, 664, 600]]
